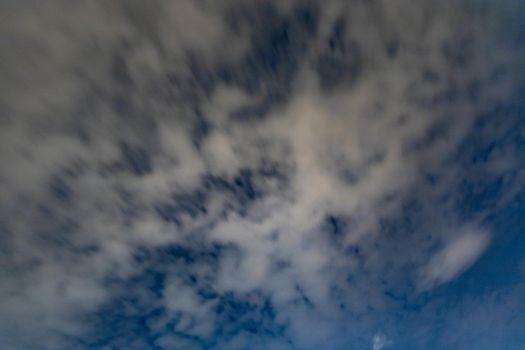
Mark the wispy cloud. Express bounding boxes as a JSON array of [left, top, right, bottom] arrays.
[[419, 229, 491, 290], [372, 332, 391, 350]]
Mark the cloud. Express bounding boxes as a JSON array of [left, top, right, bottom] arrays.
[[372, 332, 391, 350], [0, 0, 524, 349], [419, 229, 491, 290]]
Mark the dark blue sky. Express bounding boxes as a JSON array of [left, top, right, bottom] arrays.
[[0, 1, 524, 349]]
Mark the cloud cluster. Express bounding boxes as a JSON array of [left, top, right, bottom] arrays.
[[1, 0, 524, 349]]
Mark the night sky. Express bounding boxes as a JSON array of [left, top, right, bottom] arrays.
[[1, 1, 525, 349]]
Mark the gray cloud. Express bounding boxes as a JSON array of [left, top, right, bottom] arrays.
[[1, 0, 524, 349]]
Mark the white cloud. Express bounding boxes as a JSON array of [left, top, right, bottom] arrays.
[[372, 332, 391, 350], [419, 229, 491, 290]]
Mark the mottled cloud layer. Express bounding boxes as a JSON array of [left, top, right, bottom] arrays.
[[1, 1, 524, 349]]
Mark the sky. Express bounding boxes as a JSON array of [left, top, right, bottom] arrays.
[[0, 1, 524, 349]]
